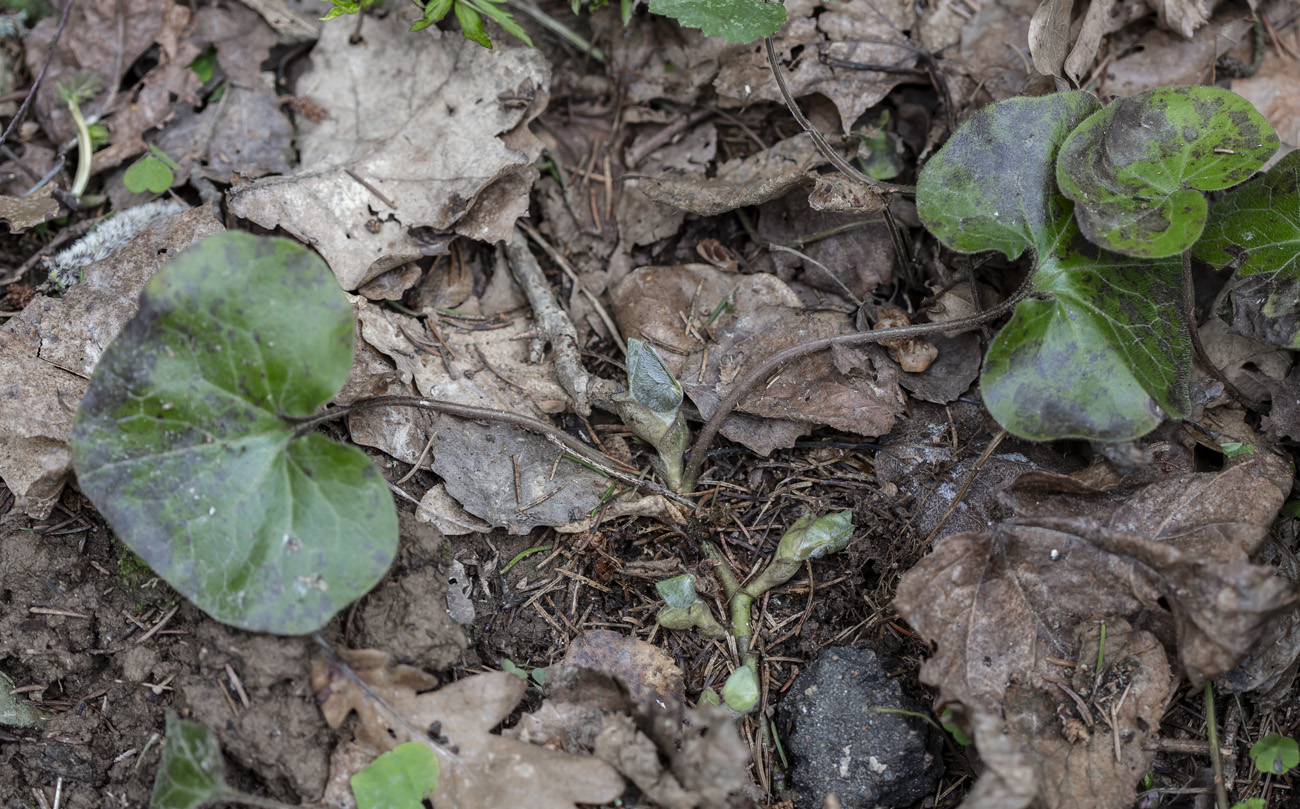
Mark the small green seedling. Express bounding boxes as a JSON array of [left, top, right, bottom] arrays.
[[124, 146, 181, 195], [1248, 733, 1300, 776], [502, 658, 549, 688], [151, 712, 295, 809], [350, 742, 440, 809], [655, 574, 726, 639], [916, 87, 1279, 442], [57, 72, 105, 198], [612, 339, 690, 490], [1220, 441, 1254, 458], [939, 707, 971, 746], [1232, 799, 1266, 809], [656, 510, 854, 714], [70, 232, 398, 635]]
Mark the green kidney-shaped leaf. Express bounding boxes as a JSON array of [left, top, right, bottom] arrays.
[[648, 0, 786, 44], [982, 227, 1190, 441], [351, 742, 440, 809], [124, 156, 175, 194], [917, 92, 1101, 261], [1057, 86, 1279, 258], [152, 712, 226, 809], [1249, 733, 1300, 776], [71, 232, 397, 635]]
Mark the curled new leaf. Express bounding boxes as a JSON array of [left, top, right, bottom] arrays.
[[613, 339, 690, 489], [723, 664, 759, 712], [1057, 86, 1279, 258], [743, 510, 854, 597]]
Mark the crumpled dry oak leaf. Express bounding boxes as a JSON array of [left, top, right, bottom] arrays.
[[311, 649, 625, 809], [894, 444, 1298, 809], [227, 7, 549, 290]]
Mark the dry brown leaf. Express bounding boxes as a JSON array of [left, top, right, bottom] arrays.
[[1028, 0, 1074, 78], [0, 206, 220, 517], [713, 0, 919, 132], [895, 444, 1298, 808], [1148, 0, 1211, 39], [311, 650, 625, 809], [24, 0, 195, 145], [227, 9, 548, 289], [1063, 0, 1116, 86], [563, 630, 685, 713], [350, 296, 608, 533], [1232, 23, 1300, 149], [612, 264, 904, 454]]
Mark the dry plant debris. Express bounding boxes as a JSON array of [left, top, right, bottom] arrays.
[[0, 206, 221, 517], [228, 7, 549, 289], [895, 442, 1299, 808], [312, 649, 625, 809]]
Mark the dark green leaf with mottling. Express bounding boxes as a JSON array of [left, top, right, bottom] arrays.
[[982, 224, 1190, 441], [1196, 150, 1300, 277], [1195, 151, 1300, 348], [1058, 86, 1279, 258], [916, 91, 1191, 441], [71, 232, 397, 635], [917, 92, 1100, 260], [648, 0, 786, 44]]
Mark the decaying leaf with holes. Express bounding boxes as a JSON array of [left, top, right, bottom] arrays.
[[894, 441, 1298, 809], [311, 649, 625, 809]]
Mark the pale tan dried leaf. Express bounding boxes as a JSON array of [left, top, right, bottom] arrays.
[[1028, 0, 1074, 77], [0, 188, 60, 232], [227, 9, 548, 289], [312, 650, 625, 809], [0, 207, 220, 517]]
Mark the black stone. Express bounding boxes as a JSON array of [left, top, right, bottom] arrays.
[[777, 646, 943, 808]]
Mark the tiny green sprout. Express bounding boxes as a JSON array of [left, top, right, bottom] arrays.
[[1231, 799, 1265, 809], [0, 670, 42, 728], [722, 664, 759, 712], [655, 574, 726, 639], [57, 72, 105, 198], [409, 0, 533, 48], [939, 707, 972, 746], [1249, 733, 1299, 776], [124, 147, 180, 195], [612, 339, 690, 490]]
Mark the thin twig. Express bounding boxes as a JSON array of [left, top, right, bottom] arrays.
[[764, 37, 913, 273], [289, 394, 693, 506], [682, 276, 1037, 489]]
